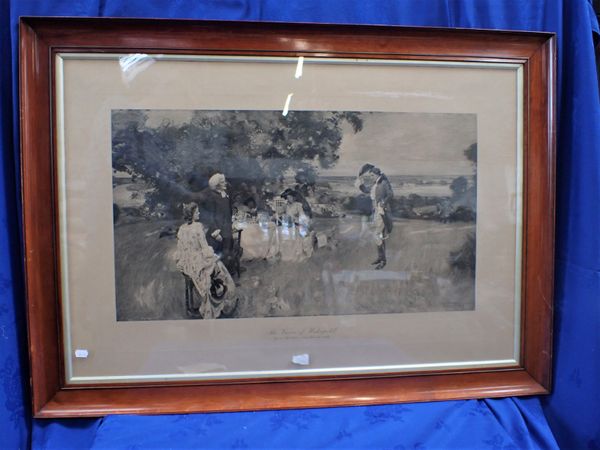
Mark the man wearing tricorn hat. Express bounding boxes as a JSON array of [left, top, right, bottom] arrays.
[[356, 163, 394, 269]]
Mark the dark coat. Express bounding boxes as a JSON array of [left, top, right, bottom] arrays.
[[373, 175, 394, 233], [198, 188, 233, 251]]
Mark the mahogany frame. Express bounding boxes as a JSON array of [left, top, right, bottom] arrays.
[[19, 17, 555, 418]]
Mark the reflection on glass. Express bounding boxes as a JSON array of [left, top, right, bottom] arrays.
[[118, 53, 155, 83], [295, 56, 304, 79], [282, 92, 294, 116]]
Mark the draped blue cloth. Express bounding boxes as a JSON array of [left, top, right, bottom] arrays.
[[31, 399, 554, 449], [1, 1, 598, 449]]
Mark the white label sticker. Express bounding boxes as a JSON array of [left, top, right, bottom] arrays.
[[74, 349, 89, 359], [292, 353, 310, 366]]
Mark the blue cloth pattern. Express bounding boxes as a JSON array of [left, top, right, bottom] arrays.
[[1, 0, 30, 448], [1, 1, 599, 449], [31, 399, 557, 449]]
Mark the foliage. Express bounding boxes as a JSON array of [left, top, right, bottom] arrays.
[[449, 232, 476, 277], [449, 176, 468, 197], [449, 142, 477, 213], [112, 110, 363, 215], [464, 142, 477, 163], [449, 205, 476, 222], [342, 194, 373, 215]]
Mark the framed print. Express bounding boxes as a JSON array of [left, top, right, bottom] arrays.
[[19, 17, 555, 418]]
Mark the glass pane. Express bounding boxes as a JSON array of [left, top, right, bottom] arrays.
[[56, 55, 523, 383]]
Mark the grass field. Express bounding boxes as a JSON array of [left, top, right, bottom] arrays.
[[114, 217, 475, 321]]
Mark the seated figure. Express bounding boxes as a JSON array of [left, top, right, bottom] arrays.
[[175, 202, 237, 319]]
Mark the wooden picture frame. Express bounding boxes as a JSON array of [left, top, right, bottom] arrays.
[[19, 17, 555, 418]]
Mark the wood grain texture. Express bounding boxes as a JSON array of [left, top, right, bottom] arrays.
[[37, 370, 547, 418], [19, 17, 556, 418], [19, 20, 62, 416], [521, 36, 556, 390]]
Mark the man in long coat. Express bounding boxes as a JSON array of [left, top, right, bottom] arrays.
[[199, 173, 235, 272], [356, 163, 394, 269]]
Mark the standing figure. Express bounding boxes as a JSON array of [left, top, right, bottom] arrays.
[[356, 163, 394, 269], [199, 173, 236, 274], [284, 193, 307, 227], [175, 203, 237, 319]]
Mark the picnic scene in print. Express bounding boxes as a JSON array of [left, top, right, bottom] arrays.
[[111, 109, 477, 321]]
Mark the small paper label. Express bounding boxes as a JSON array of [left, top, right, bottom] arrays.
[[74, 349, 89, 359], [292, 353, 310, 365]]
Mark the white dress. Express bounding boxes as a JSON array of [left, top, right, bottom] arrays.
[[278, 202, 313, 262], [175, 221, 236, 319]]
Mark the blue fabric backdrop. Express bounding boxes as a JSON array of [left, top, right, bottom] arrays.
[[1, 1, 598, 449]]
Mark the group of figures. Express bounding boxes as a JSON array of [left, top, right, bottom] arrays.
[[174, 164, 393, 319], [174, 174, 238, 319]]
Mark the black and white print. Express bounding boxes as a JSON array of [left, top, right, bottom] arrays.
[[112, 110, 477, 321]]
